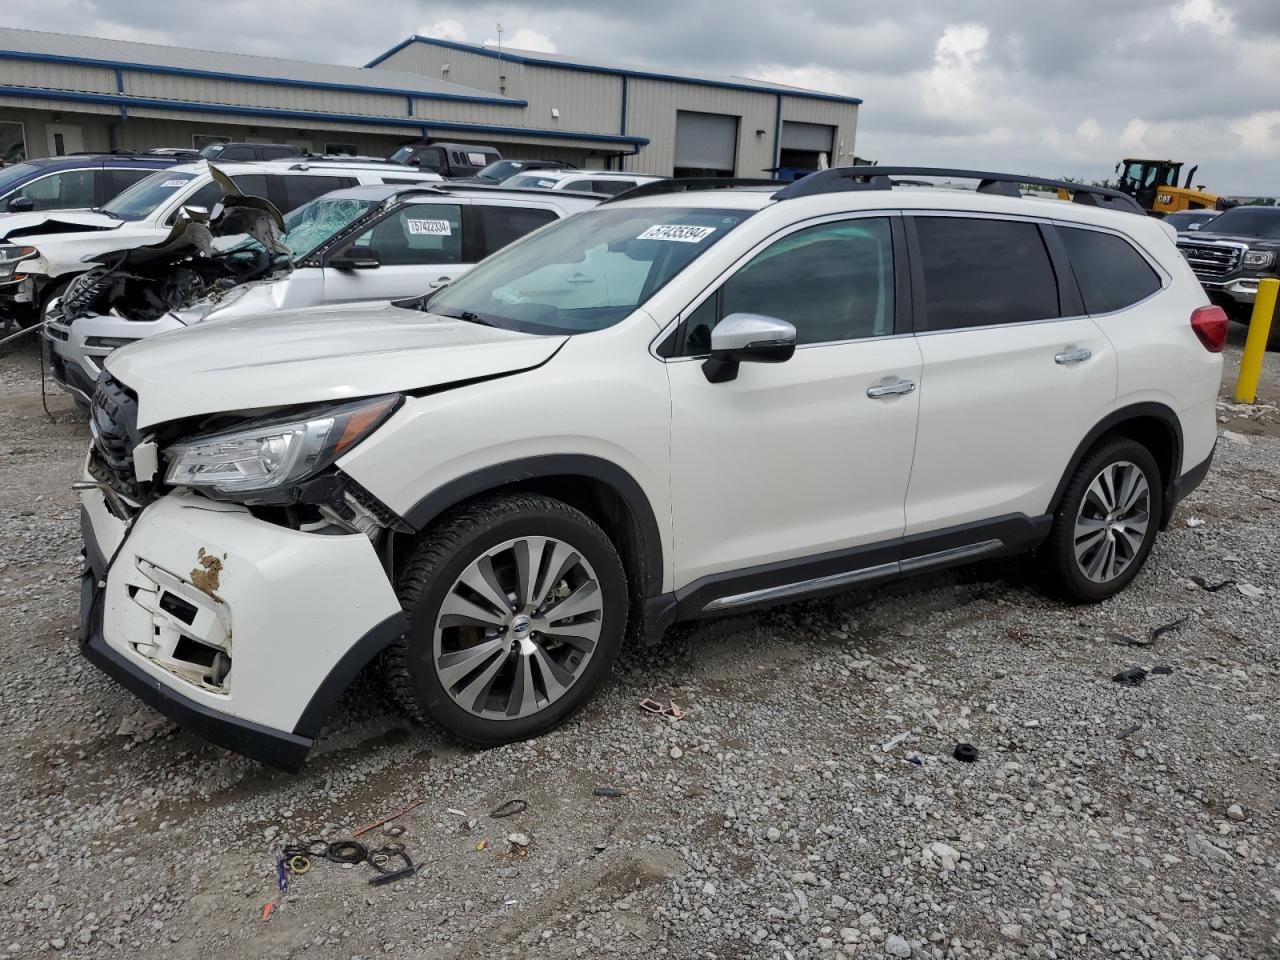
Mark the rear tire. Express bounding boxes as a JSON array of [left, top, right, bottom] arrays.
[[382, 494, 628, 744], [1041, 438, 1163, 602]]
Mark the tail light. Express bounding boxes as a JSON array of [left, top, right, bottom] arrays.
[[1190, 305, 1229, 352]]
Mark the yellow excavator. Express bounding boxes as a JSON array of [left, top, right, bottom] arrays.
[[1113, 159, 1219, 214]]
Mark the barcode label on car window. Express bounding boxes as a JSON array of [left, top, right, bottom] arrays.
[[636, 225, 717, 243], [162, 180, 188, 188], [406, 219, 452, 236]]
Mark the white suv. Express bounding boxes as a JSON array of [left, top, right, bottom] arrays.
[[502, 168, 663, 196], [75, 168, 1224, 771]]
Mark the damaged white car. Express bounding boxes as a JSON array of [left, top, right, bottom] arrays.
[[77, 170, 1221, 771], [45, 183, 599, 407]]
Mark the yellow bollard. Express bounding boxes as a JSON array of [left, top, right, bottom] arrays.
[[1234, 277, 1278, 404]]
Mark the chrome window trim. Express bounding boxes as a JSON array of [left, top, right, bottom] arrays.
[[648, 208, 902, 361]]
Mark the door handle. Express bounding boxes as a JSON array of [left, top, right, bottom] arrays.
[[427, 276, 452, 289], [866, 379, 916, 399], [1055, 347, 1091, 365]]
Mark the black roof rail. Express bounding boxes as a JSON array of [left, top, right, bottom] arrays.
[[603, 177, 779, 204], [773, 166, 1145, 214]]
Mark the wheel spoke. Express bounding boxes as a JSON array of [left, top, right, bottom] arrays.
[[1074, 528, 1106, 564], [513, 537, 548, 608], [440, 592, 508, 629], [436, 638, 506, 690], [454, 646, 510, 712], [458, 557, 513, 617], [542, 579, 601, 623], [530, 643, 573, 700], [538, 617, 601, 653], [1114, 523, 1145, 557], [507, 650, 539, 717], [1084, 534, 1111, 580], [532, 541, 580, 611], [1119, 474, 1148, 516]]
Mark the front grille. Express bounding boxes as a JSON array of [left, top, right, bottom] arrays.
[[1177, 241, 1243, 278], [89, 375, 143, 499]]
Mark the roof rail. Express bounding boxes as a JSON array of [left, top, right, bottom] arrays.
[[422, 182, 610, 200], [773, 166, 1146, 215], [603, 177, 779, 204]]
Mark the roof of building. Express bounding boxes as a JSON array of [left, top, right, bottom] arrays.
[[0, 27, 523, 105], [367, 36, 863, 105]]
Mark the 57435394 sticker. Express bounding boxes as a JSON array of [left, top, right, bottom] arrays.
[[406, 218, 453, 236], [636, 224, 717, 243], [161, 180, 189, 188]]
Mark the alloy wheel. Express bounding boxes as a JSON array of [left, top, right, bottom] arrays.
[[432, 536, 603, 720], [1073, 460, 1151, 583]]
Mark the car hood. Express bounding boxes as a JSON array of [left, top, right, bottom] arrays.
[[1181, 231, 1280, 249], [0, 210, 121, 241], [106, 300, 567, 428]]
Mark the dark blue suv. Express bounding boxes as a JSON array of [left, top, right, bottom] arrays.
[[0, 153, 184, 215]]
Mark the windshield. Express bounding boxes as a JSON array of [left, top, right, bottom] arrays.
[[102, 171, 198, 221], [0, 162, 43, 195], [1166, 211, 1217, 231], [475, 160, 527, 182], [1201, 207, 1280, 240], [389, 146, 416, 165], [505, 174, 559, 190], [280, 196, 379, 259], [198, 144, 226, 159], [425, 205, 754, 334]]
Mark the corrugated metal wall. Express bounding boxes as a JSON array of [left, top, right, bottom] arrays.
[[779, 96, 859, 166], [624, 79, 775, 175]]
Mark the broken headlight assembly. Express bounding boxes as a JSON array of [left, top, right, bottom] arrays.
[[163, 395, 400, 502], [0, 245, 37, 280]]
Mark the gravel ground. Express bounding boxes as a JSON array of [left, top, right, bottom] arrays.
[[0, 330, 1277, 960]]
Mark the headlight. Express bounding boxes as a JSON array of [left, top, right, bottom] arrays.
[[0, 244, 36, 279], [164, 394, 400, 500], [84, 336, 140, 350], [1243, 250, 1275, 268]]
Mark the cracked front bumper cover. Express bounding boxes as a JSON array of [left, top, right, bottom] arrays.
[[77, 484, 406, 771]]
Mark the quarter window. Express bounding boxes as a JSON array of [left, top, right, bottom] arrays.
[[1059, 227, 1162, 315], [681, 217, 897, 355], [281, 175, 356, 211], [914, 217, 1059, 331], [474, 205, 558, 257]]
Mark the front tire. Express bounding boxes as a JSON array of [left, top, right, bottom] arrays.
[[1041, 438, 1163, 602], [382, 494, 628, 744]]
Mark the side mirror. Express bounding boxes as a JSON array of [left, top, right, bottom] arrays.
[[179, 205, 211, 222], [330, 248, 380, 270], [408, 157, 422, 167], [7, 196, 34, 213], [702, 312, 796, 383]]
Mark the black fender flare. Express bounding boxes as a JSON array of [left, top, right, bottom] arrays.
[[1048, 402, 1184, 526], [400, 454, 665, 596]]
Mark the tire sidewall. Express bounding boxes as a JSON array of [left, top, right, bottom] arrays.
[[1056, 440, 1164, 601], [402, 506, 628, 743]]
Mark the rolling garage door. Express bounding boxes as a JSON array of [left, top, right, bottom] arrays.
[[674, 111, 739, 177], [779, 121, 835, 175]]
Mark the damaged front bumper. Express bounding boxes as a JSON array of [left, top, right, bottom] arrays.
[[45, 304, 184, 406], [78, 478, 405, 771]]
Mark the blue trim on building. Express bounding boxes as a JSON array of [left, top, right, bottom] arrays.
[[771, 94, 781, 172], [0, 48, 526, 107], [368, 36, 864, 106], [0, 84, 651, 145]]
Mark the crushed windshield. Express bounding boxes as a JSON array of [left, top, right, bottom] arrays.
[[102, 171, 198, 221], [425, 206, 754, 334], [280, 197, 378, 259], [1204, 207, 1280, 240]]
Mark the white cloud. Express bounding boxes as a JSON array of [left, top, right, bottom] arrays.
[[482, 28, 558, 53], [420, 19, 467, 42], [1172, 0, 1234, 37], [1230, 110, 1280, 157]]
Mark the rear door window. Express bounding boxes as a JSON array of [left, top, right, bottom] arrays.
[[352, 202, 463, 265], [913, 216, 1060, 331], [1059, 227, 1162, 315], [104, 168, 157, 201], [217, 145, 257, 161], [473, 204, 559, 257]]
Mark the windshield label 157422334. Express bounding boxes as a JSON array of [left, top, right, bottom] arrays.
[[636, 224, 717, 243]]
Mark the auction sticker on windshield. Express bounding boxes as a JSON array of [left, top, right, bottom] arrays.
[[161, 179, 189, 188], [637, 225, 717, 243], [407, 219, 452, 236]]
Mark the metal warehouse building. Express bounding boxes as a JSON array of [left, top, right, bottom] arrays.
[[0, 28, 860, 177]]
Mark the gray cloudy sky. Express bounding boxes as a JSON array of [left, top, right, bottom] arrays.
[[6, 0, 1279, 192]]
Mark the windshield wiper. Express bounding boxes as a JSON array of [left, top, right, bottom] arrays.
[[452, 310, 499, 327]]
